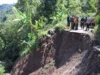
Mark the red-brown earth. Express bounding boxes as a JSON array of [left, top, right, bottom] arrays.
[[11, 28, 100, 75]]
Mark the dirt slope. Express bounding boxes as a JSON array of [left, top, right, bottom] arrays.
[[11, 29, 100, 75]]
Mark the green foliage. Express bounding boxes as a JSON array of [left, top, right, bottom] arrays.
[[94, 0, 100, 43], [19, 32, 38, 56], [80, 0, 96, 13], [0, 64, 5, 75], [95, 14, 100, 43], [96, 15, 100, 24]]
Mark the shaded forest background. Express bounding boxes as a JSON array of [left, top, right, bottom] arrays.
[[0, 0, 99, 74]]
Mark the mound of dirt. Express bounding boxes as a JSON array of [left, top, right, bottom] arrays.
[[11, 29, 100, 75]]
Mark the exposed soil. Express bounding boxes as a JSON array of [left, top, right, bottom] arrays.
[[11, 28, 100, 75]]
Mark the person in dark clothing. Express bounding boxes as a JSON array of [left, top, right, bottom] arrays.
[[70, 16, 74, 30], [80, 17, 85, 29], [84, 17, 87, 28], [75, 16, 79, 30], [71, 16, 75, 30], [67, 16, 71, 29]]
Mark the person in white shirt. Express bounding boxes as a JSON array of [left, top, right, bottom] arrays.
[[86, 15, 91, 31]]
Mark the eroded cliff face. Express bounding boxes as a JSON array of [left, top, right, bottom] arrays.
[[11, 29, 100, 75]]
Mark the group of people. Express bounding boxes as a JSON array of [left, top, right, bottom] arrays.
[[67, 15, 95, 31]]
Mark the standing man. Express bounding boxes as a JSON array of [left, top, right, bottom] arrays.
[[86, 15, 91, 31], [80, 17, 85, 29], [67, 15, 71, 29], [70, 15, 74, 30], [75, 16, 79, 30], [84, 17, 87, 29], [72, 15, 76, 30], [72, 15, 78, 30]]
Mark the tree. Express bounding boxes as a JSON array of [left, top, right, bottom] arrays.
[[80, 0, 96, 13]]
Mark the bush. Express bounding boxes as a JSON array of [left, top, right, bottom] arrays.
[[0, 63, 5, 75], [95, 14, 100, 44]]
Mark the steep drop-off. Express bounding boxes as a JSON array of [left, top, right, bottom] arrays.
[[11, 28, 100, 75]]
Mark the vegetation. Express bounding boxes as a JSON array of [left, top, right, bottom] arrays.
[[0, 63, 5, 75], [95, 0, 100, 44], [0, 0, 97, 74]]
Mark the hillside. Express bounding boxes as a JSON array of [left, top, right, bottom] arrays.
[[0, 4, 13, 11], [11, 29, 100, 75], [0, 4, 13, 22]]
